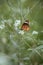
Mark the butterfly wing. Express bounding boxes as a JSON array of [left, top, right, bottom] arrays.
[[21, 23, 30, 31]]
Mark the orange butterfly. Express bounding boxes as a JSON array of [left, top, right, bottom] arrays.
[[21, 20, 30, 31]]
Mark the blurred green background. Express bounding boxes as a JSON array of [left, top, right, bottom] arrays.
[[0, 0, 43, 65]]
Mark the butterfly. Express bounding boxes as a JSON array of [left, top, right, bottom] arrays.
[[21, 20, 30, 31]]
